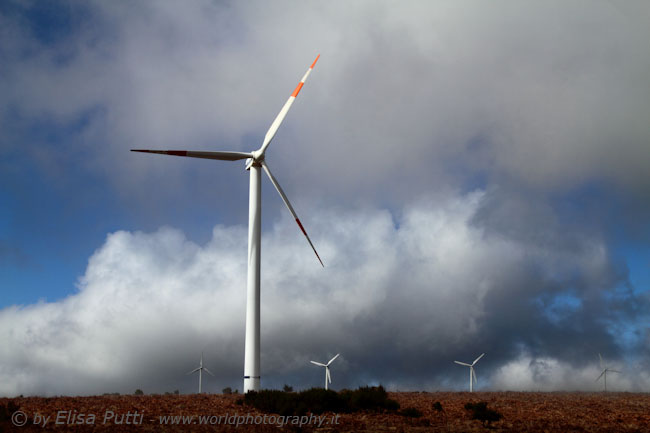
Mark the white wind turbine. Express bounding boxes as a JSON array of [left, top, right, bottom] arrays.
[[187, 351, 214, 394], [596, 353, 621, 392], [454, 353, 485, 392], [310, 354, 340, 390], [133, 55, 323, 393]]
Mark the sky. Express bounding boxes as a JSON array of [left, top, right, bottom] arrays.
[[1, 0, 649, 396]]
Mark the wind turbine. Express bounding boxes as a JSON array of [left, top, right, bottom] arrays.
[[187, 351, 214, 394], [132, 55, 323, 393], [454, 353, 485, 392], [596, 353, 621, 392], [310, 354, 340, 390]]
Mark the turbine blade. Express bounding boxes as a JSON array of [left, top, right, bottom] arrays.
[[187, 368, 200, 375], [596, 370, 606, 381], [261, 161, 324, 266], [204, 368, 215, 377], [310, 361, 326, 367], [472, 368, 477, 385], [609, 369, 622, 374], [327, 354, 340, 365], [326, 367, 331, 384], [599, 353, 603, 370], [472, 353, 485, 365], [454, 361, 471, 367], [258, 54, 320, 155], [131, 150, 253, 161]]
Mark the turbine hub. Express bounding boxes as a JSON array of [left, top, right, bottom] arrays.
[[245, 150, 264, 170], [251, 149, 264, 162]]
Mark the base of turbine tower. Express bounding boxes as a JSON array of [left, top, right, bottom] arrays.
[[243, 376, 260, 393]]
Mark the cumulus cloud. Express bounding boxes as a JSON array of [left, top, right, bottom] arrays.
[[491, 353, 649, 392], [2, 192, 646, 396]]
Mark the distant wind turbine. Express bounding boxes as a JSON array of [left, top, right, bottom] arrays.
[[133, 55, 323, 393], [596, 353, 621, 392], [454, 353, 485, 392], [310, 354, 340, 390], [187, 351, 214, 394]]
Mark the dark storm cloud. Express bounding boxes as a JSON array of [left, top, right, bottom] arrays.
[[3, 1, 649, 204]]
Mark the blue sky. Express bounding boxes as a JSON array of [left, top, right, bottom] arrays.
[[1, 0, 649, 396]]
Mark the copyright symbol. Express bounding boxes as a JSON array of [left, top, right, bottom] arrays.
[[11, 410, 28, 427]]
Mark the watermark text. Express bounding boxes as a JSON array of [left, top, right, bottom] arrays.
[[159, 412, 340, 428]]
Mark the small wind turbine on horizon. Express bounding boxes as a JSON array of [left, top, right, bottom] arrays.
[[454, 353, 485, 392], [310, 354, 340, 391], [596, 353, 621, 392], [187, 351, 214, 394], [133, 55, 323, 393]]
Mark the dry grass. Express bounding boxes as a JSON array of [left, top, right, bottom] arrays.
[[2, 391, 649, 432]]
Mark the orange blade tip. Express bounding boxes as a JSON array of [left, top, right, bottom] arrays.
[[311, 54, 320, 69]]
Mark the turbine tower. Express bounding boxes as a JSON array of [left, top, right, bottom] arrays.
[[454, 353, 485, 392], [133, 55, 323, 393], [310, 354, 340, 390], [596, 353, 621, 392], [187, 351, 214, 394]]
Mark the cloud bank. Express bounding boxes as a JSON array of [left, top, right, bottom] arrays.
[[2, 192, 647, 396], [3, 1, 650, 204]]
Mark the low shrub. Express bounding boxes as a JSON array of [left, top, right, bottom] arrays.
[[0, 401, 21, 422], [244, 386, 400, 416], [245, 390, 300, 416], [340, 386, 400, 412], [464, 401, 503, 427], [295, 388, 348, 415], [244, 389, 344, 416]]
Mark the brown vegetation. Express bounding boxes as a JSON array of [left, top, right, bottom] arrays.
[[2, 391, 649, 432]]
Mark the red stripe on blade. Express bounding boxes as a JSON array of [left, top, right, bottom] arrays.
[[167, 151, 188, 156], [291, 82, 304, 97], [296, 218, 308, 236], [296, 218, 324, 267]]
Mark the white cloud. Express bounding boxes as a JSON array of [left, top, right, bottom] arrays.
[[491, 353, 648, 392], [2, 191, 641, 396]]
